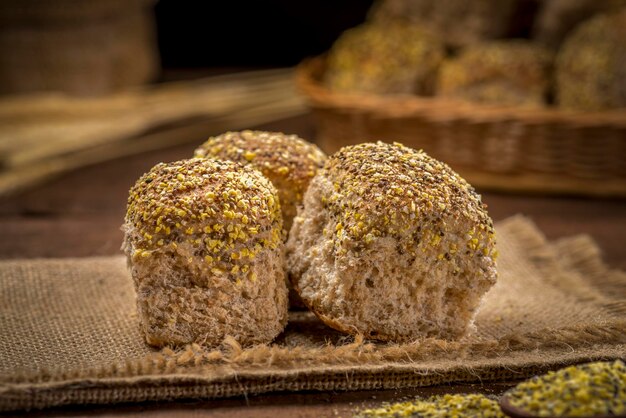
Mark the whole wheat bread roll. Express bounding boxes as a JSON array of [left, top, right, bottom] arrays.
[[287, 142, 498, 342], [368, 0, 523, 47], [533, 0, 626, 50], [324, 23, 445, 96], [555, 8, 626, 110], [437, 40, 552, 108], [194, 131, 326, 233], [123, 158, 288, 347]]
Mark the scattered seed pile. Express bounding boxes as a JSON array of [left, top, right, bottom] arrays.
[[506, 360, 626, 417], [355, 394, 505, 417]]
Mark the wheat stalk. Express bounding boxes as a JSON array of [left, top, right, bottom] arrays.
[[0, 94, 305, 197]]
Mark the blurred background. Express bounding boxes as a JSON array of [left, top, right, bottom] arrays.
[[0, 0, 374, 95], [156, 1, 373, 70], [0, 0, 624, 198]]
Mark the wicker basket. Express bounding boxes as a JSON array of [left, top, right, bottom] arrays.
[[296, 56, 626, 197]]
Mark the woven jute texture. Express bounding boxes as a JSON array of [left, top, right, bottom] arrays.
[[0, 216, 624, 412]]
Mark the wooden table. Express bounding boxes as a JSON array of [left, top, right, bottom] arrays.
[[2, 114, 625, 417]]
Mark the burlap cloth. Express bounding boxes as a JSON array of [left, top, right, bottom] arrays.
[[1, 216, 624, 412]]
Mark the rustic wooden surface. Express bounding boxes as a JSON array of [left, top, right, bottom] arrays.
[[1, 113, 625, 417]]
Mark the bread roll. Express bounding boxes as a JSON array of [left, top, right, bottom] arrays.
[[533, 0, 626, 50], [324, 23, 445, 95], [368, 0, 522, 47], [194, 131, 326, 233], [123, 158, 288, 347], [555, 8, 626, 110], [438, 40, 552, 107], [287, 142, 498, 342]]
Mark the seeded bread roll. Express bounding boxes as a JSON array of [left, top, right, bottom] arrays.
[[437, 40, 552, 108], [533, 0, 626, 50], [555, 8, 626, 110], [194, 131, 327, 233], [287, 142, 498, 342], [123, 158, 288, 347], [368, 0, 522, 47], [324, 23, 445, 95]]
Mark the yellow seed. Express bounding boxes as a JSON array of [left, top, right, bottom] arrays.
[[243, 151, 256, 161]]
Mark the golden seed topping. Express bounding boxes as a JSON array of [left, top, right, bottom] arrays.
[[318, 142, 496, 260], [125, 158, 283, 283], [194, 130, 327, 231]]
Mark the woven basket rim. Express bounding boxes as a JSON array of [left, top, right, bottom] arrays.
[[296, 56, 626, 128]]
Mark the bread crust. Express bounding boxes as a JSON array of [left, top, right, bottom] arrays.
[[194, 130, 326, 233], [287, 142, 498, 342], [123, 158, 288, 347]]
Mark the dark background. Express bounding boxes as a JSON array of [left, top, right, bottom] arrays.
[[154, 0, 374, 68]]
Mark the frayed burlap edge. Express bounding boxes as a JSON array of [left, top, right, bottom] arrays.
[[1, 216, 624, 412], [1, 346, 624, 413]]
